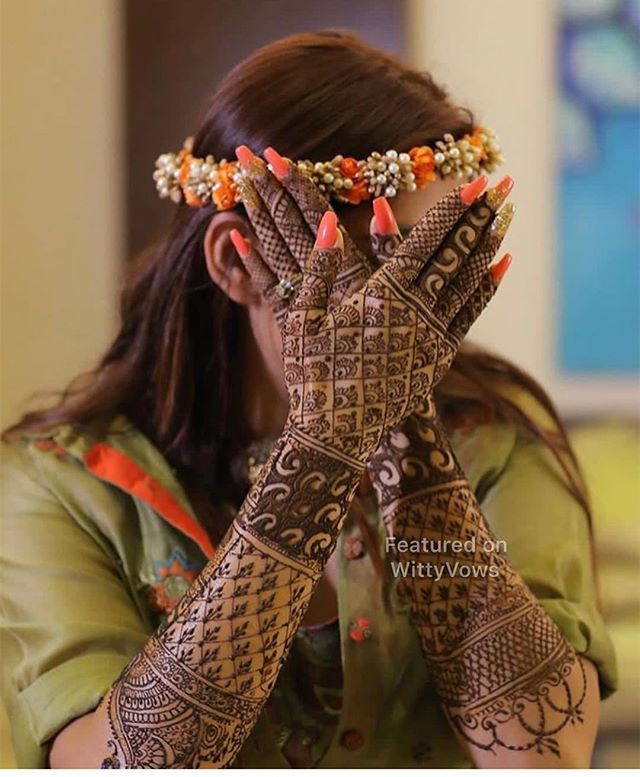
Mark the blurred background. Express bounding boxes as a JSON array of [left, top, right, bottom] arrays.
[[1, 0, 638, 767]]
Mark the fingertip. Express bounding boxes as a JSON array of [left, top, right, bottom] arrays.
[[316, 210, 339, 249], [372, 196, 399, 235], [460, 174, 488, 205], [235, 145, 256, 167], [229, 228, 250, 258], [490, 253, 512, 284], [263, 146, 289, 179]]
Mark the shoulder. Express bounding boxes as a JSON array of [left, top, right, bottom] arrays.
[[1, 412, 134, 484]]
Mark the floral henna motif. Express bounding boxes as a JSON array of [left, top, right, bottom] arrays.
[[369, 407, 588, 757]]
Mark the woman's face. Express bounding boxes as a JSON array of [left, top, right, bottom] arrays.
[[240, 178, 460, 408]]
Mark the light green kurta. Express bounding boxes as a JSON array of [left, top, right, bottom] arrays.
[[0, 403, 617, 767]]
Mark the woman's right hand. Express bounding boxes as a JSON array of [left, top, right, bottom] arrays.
[[233, 152, 509, 466]]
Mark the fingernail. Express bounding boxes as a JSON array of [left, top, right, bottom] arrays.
[[491, 253, 512, 284], [372, 197, 398, 235], [460, 174, 488, 205], [486, 175, 514, 210], [490, 202, 516, 238], [229, 229, 250, 258], [235, 145, 256, 167], [264, 146, 290, 179], [316, 210, 338, 248]]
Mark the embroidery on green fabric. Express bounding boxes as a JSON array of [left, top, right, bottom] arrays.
[[148, 550, 204, 613]]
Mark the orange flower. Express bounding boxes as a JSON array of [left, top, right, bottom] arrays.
[[178, 154, 193, 186], [339, 157, 360, 179], [342, 178, 370, 204], [469, 128, 488, 159], [338, 157, 369, 203], [212, 161, 238, 210], [409, 146, 437, 188]]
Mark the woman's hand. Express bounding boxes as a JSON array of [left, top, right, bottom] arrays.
[[232, 147, 510, 465]]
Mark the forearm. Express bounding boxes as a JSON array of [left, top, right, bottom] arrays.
[[369, 415, 596, 765], [62, 426, 363, 768]]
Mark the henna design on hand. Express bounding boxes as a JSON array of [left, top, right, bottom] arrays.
[[238, 154, 374, 307], [103, 169, 506, 767]]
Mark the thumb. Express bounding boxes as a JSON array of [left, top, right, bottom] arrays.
[[369, 196, 402, 265]]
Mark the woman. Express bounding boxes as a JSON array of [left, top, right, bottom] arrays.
[[0, 31, 616, 768]]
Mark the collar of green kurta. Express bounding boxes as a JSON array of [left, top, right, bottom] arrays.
[[22, 413, 216, 559]]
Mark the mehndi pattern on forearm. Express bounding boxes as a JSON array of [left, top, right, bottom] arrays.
[[103, 429, 364, 767], [370, 409, 588, 757]]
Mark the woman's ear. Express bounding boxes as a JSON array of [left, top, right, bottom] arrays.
[[203, 211, 261, 305]]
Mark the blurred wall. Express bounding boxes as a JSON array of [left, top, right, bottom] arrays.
[[408, 0, 639, 418], [0, 0, 123, 431]]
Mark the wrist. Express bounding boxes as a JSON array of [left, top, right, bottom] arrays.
[[235, 423, 364, 568]]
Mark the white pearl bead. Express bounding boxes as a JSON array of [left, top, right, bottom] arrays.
[[376, 161, 386, 171], [388, 162, 399, 174], [434, 152, 445, 164], [450, 147, 460, 158], [442, 164, 451, 174], [384, 185, 397, 197], [386, 150, 398, 159], [323, 173, 334, 183], [334, 177, 343, 189], [398, 152, 410, 163], [406, 171, 415, 181], [343, 179, 353, 189], [314, 162, 324, 171], [407, 182, 417, 192]]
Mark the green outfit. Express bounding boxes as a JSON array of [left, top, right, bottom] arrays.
[[0, 402, 617, 767]]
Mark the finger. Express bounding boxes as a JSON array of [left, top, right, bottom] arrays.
[[230, 228, 294, 320], [369, 196, 402, 265], [264, 147, 375, 284], [235, 145, 300, 282], [240, 147, 316, 270], [289, 211, 344, 320], [229, 229, 277, 294], [383, 176, 488, 291], [447, 253, 512, 342], [434, 201, 516, 326]]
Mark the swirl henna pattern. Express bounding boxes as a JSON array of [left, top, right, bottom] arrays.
[[368, 406, 588, 757], [101, 169, 500, 766]]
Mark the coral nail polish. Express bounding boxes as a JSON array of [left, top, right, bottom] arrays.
[[229, 229, 250, 258], [486, 176, 514, 210], [235, 145, 256, 166], [373, 197, 398, 235], [317, 211, 338, 248], [460, 174, 488, 204], [491, 253, 512, 284], [264, 147, 290, 179]]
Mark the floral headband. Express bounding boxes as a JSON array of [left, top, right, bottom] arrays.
[[153, 126, 503, 210]]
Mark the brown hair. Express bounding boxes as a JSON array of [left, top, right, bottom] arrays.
[[2, 30, 590, 549]]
